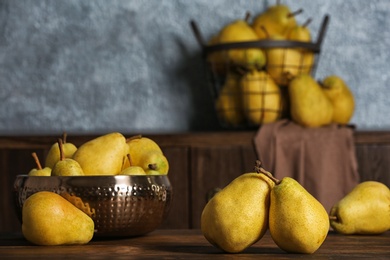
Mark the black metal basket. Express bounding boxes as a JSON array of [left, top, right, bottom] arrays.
[[190, 15, 329, 129]]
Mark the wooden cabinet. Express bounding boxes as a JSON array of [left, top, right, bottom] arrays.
[[1, 131, 390, 233]]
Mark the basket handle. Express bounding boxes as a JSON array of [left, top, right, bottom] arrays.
[[190, 20, 206, 48], [315, 15, 330, 49]]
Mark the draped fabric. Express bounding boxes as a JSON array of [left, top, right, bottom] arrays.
[[253, 119, 359, 213]]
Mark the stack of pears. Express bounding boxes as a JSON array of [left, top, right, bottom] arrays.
[[207, 2, 322, 127], [201, 161, 330, 254], [288, 73, 355, 127], [27, 132, 169, 176]]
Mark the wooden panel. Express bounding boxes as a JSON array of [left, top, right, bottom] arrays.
[[190, 145, 257, 229], [355, 144, 390, 186], [159, 146, 190, 229]]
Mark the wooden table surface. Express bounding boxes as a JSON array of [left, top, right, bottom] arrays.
[[0, 229, 389, 259]]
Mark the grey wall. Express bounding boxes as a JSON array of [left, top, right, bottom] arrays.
[[0, 0, 389, 135]]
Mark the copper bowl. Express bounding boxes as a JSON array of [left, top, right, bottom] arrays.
[[13, 175, 172, 237]]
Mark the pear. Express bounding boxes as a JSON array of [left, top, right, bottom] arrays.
[[289, 74, 333, 127], [22, 191, 94, 245], [265, 34, 304, 86], [73, 132, 128, 175], [329, 181, 390, 235], [215, 72, 245, 126], [28, 152, 51, 176], [218, 19, 266, 70], [285, 18, 315, 75], [206, 34, 228, 76], [126, 135, 163, 169], [45, 132, 77, 169], [119, 154, 147, 175], [252, 4, 302, 39], [259, 167, 329, 254], [321, 75, 355, 125], [138, 151, 169, 175], [240, 70, 282, 124], [201, 169, 275, 253], [52, 139, 84, 176]]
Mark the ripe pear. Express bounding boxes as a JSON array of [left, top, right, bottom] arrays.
[[285, 18, 315, 75], [119, 154, 146, 175], [28, 152, 51, 176], [73, 132, 128, 175], [265, 34, 304, 86], [201, 170, 275, 253], [138, 151, 169, 175], [215, 73, 245, 126], [52, 139, 84, 176], [218, 19, 266, 70], [240, 70, 282, 124], [126, 135, 163, 169], [252, 4, 302, 39], [22, 191, 94, 245], [206, 34, 228, 76], [45, 133, 77, 169], [260, 169, 329, 254], [321, 75, 355, 125], [289, 74, 333, 127], [329, 181, 390, 235]]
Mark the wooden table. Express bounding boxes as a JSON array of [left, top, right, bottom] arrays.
[[0, 229, 389, 259]]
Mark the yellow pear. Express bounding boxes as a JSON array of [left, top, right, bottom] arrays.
[[329, 181, 390, 235], [73, 132, 128, 175], [285, 18, 315, 75], [52, 139, 84, 176], [265, 34, 304, 86], [252, 4, 301, 39], [22, 191, 94, 246], [45, 133, 77, 169], [215, 73, 245, 126], [206, 34, 228, 76], [240, 70, 282, 124], [28, 152, 51, 176], [321, 75, 355, 125], [289, 73, 333, 127], [138, 151, 169, 175], [119, 154, 147, 175], [126, 135, 163, 169], [260, 170, 329, 254], [218, 19, 266, 70], [201, 169, 275, 253]]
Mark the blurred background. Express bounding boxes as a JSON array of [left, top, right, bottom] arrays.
[[0, 0, 389, 135]]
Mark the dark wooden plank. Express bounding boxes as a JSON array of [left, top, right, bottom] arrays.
[[0, 230, 389, 259], [159, 146, 190, 229], [355, 144, 390, 186]]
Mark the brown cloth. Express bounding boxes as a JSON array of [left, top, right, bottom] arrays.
[[253, 119, 360, 213]]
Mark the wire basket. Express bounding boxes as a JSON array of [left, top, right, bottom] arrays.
[[190, 15, 329, 129]]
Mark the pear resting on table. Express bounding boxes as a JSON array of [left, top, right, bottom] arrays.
[[201, 160, 329, 254], [28, 132, 169, 176]]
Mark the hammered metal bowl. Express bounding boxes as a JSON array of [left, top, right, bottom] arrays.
[[13, 175, 172, 237]]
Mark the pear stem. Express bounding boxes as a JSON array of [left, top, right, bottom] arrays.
[[126, 135, 142, 142], [260, 26, 270, 39], [62, 132, 68, 144], [254, 160, 281, 185], [303, 18, 313, 28], [31, 152, 42, 170], [244, 11, 251, 22], [58, 138, 65, 161], [127, 154, 133, 166], [329, 215, 338, 221], [288, 9, 303, 18]]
